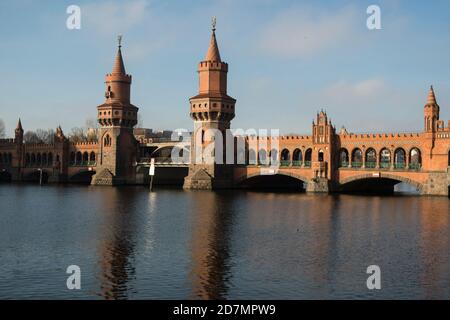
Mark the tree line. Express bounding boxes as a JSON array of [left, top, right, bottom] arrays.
[[0, 118, 98, 144]]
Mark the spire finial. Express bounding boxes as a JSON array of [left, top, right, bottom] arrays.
[[118, 35, 123, 48], [427, 85, 437, 104], [211, 16, 216, 32]]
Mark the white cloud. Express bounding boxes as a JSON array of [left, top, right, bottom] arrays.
[[82, 0, 149, 36], [259, 6, 362, 58], [304, 78, 425, 132], [323, 79, 386, 102]]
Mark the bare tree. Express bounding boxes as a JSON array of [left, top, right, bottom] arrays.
[[36, 129, 55, 144], [68, 127, 87, 143], [24, 131, 41, 143], [85, 118, 98, 142], [23, 129, 55, 144], [0, 119, 5, 138]]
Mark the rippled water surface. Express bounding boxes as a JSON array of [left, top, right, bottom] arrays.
[[0, 184, 450, 299]]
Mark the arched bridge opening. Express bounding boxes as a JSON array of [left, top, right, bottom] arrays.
[[339, 176, 422, 195], [237, 173, 306, 191], [23, 170, 50, 184], [0, 170, 12, 183], [69, 170, 96, 184]]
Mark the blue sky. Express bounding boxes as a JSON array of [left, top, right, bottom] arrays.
[[0, 0, 449, 135]]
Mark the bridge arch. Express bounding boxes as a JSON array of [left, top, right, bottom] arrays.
[[339, 173, 423, 193], [0, 170, 12, 182], [69, 170, 96, 184], [23, 169, 50, 183], [236, 171, 309, 190]]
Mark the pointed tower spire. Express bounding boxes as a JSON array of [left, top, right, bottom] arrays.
[[16, 118, 23, 131], [427, 85, 437, 104], [112, 35, 126, 75], [204, 17, 221, 62]]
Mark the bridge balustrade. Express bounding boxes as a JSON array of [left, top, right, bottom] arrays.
[[394, 163, 406, 169], [351, 162, 363, 168], [280, 160, 290, 167], [292, 161, 302, 167], [365, 162, 376, 168]]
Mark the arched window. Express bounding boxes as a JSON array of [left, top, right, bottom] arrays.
[[380, 148, 391, 169], [36, 153, 42, 166], [8, 153, 12, 164], [318, 150, 324, 162], [48, 153, 53, 166], [82, 152, 89, 165], [270, 148, 279, 165], [339, 148, 349, 167], [409, 148, 421, 170], [280, 149, 290, 166], [248, 149, 257, 165], [258, 149, 268, 166], [304, 148, 312, 167], [89, 152, 96, 164], [365, 148, 376, 168], [25, 153, 30, 166], [0, 153, 3, 164], [351, 148, 362, 168], [394, 148, 406, 169], [104, 134, 111, 147], [31, 154, 36, 166], [76, 152, 82, 165], [42, 153, 47, 167], [292, 149, 302, 166], [70, 152, 75, 165]]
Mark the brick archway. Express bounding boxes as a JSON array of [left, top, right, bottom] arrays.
[[340, 173, 423, 192]]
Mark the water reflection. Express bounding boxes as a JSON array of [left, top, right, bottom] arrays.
[[96, 188, 140, 300], [1, 185, 450, 299], [188, 191, 236, 299]]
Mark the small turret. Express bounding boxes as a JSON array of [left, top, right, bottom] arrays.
[[15, 118, 23, 144], [424, 85, 440, 132]]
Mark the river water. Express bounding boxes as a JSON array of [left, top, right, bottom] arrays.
[[0, 184, 449, 299]]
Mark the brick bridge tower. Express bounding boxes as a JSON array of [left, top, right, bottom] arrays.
[[11, 119, 24, 180], [91, 36, 139, 185], [183, 19, 236, 189], [307, 110, 335, 192]]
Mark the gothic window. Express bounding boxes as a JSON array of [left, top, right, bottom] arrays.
[[409, 148, 421, 169], [83, 152, 89, 164], [394, 148, 406, 168], [339, 149, 349, 167], [90, 152, 96, 164], [258, 149, 268, 166], [304, 148, 312, 167], [292, 149, 302, 163], [318, 150, 324, 162], [351, 148, 362, 167], [248, 149, 256, 165], [270, 148, 279, 165], [281, 149, 290, 161], [380, 148, 391, 168], [104, 134, 111, 147], [365, 148, 376, 168], [76, 152, 82, 165]]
